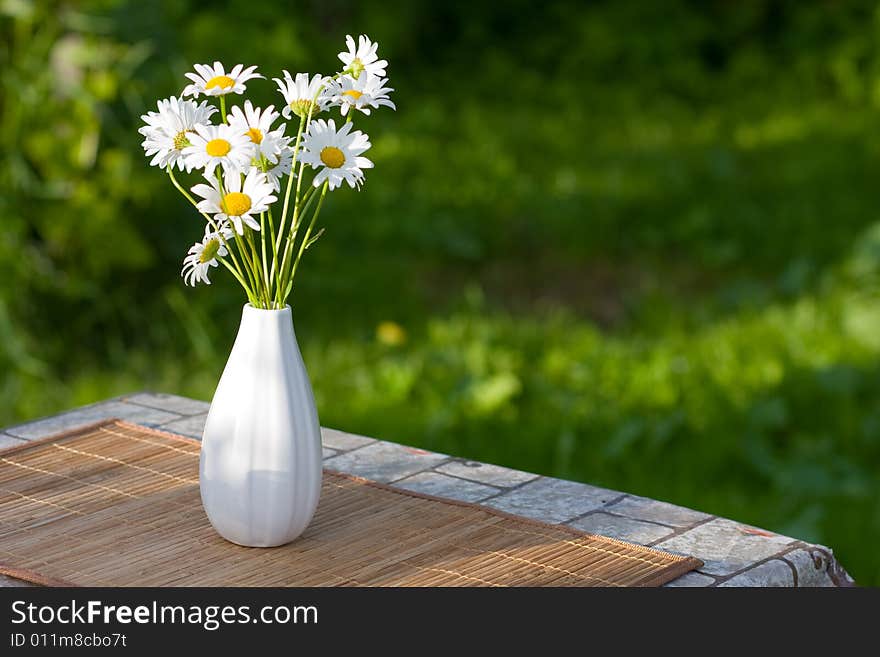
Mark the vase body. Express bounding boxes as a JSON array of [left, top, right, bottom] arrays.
[[199, 304, 322, 547]]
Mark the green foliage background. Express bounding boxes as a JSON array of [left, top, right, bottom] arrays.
[[2, 0, 880, 583]]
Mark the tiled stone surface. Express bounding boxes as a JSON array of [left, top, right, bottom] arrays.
[[484, 477, 623, 524], [0, 393, 856, 587], [782, 548, 839, 587], [323, 441, 448, 483], [0, 574, 33, 587], [320, 427, 375, 451], [662, 571, 717, 587], [606, 495, 712, 529], [124, 392, 210, 416], [568, 512, 675, 545], [0, 433, 24, 450], [159, 414, 208, 440], [657, 518, 796, 576], [436, 459, 539, 488], [393, 472, 500, 503], [719, 560, 795, 587], [4, 400, 179, 440]]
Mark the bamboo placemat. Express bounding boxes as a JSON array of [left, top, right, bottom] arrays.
[[0, 420, 700, 587]]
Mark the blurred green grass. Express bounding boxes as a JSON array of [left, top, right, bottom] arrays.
[[2, 0, 880, 583]]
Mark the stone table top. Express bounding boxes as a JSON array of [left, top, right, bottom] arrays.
[[0, 393, 855, 588]]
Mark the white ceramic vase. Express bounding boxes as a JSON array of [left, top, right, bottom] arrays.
[[199, 304, 322, 547]]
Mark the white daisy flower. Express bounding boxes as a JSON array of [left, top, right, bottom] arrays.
[[300, 119, 373, 191], [263, 145, 294, 192], [182, 123, 252, 175], [273, 71, 330, 120], [182, 61, 263, 97], [326, 74, 395, 116], [190, 168, 277, 235], [337, 34, 387, 79], [227, 100, 286, 160], [181, 226, 233, 287], [138, 96, 217, 171]]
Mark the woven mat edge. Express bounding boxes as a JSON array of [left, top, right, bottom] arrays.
[[0, 418, 703, 587]]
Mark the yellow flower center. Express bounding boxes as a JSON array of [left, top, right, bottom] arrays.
[[320, 146, 345, 169], [343, 89, 363, 101], [205, 139, 231, 157], [205, 75, 234, 90], [246, 127, 263, 144], [223, 192, 252, 216], [290, 99, 320, 119], [200, 238, 221, 263], [173, 130, 192, 150]]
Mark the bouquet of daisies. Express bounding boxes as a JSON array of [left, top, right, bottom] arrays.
[[139, 35, 394, 308]]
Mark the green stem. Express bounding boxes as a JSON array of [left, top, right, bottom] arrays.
[[220, 95, 227, 123], [235, 229, 260, 301], [291, 182, 328, 278], [276, 116, 306, 261], [257, 155, 278, 306], [268, 207, 282, 305], [268, 208, 278, 258], [260, 211, 270, 303], [281, 181, 328, 304], [280, 157, 314, 281], [292, 184, 319, 235], [245, 228, 266, 306], [277, 183, 318, 282]]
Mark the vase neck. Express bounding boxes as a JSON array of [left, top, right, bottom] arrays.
[[239, 303, 295, 336]]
